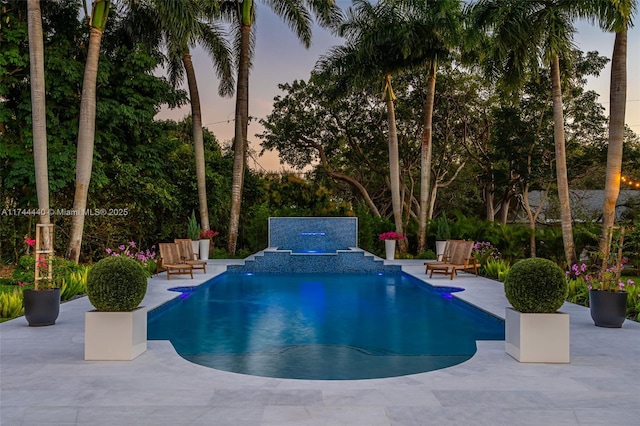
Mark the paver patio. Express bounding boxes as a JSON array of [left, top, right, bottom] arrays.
[[1, 259, 639, 425]]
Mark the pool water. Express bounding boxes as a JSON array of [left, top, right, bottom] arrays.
[[148, 273, 504, 380]]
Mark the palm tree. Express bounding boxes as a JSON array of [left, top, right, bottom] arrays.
[[471, 0, 581, 267], [67, 0, 111, 263], [317, 0, 411, 246], [27, 0, 50, 228], [221, 0, 342, 255], [153, 0, 234, 232], [586, 0, 637, 260], [397, 0, 462, 253]]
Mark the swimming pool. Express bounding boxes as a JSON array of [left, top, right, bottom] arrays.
[[148, 273, 504, 380]]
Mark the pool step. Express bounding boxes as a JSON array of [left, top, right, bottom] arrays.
[[226, 248, 401, 274]]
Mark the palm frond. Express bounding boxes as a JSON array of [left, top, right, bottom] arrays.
[[195, 20, 235, 97], [265, 0, 313, 47], [167, 53, 185, 88], [304, 0, 343, 32]]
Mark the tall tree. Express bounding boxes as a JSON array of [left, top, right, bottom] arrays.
[[259, 76, 383, 217], [318, 0, 425, 249], [26, 0, 51, 235], [152, 0, 234, 232], [397, 0, 462, 253], [471, 0, 581, 267], [221, 0, 342, 255], [67, 0, 111, 262], [587, 0, 637, 260]]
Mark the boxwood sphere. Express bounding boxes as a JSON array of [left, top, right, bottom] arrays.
[[87, 256, 147, 312], [504, 258, 568, 313]]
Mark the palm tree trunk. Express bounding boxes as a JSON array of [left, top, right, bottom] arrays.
[[418, 61, 436, 253], [227, 22, 251, 255], [384, 74, 405, 250], [599, 29, 627, 259], [551, 54, 576, 267], [182, 51, 210, 231], [67, 25, 104, 263], [27, 0, 50, 227], [67, 1, 109, 263]]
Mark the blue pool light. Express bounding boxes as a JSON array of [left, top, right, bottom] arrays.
[[167, 286, 197, 293], [167, 286, 197, 300]]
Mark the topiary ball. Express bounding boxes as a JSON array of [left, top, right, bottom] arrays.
[[503, 258, 568, 313], [86, 256, 147, 312]]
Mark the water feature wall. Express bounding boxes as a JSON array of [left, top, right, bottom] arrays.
[[227, 217, 401, 274], [268, 217, 358, 252]]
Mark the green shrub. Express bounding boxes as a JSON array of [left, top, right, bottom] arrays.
[[235, 249, 253, 259], [187, 210, 200, 241], [86, 257, 147, 312], [12, 255, 82, 287], [396, 252, 415, 259], [0, 290, 24, 319], [485, 259, 511, 282], [432, 215, 451, 240], [626, 282, 639, 321], [566, 276, 590, 307], [61, 267, 90, 301], [504, 258, 567, 313], [416, 250, 437, 260]]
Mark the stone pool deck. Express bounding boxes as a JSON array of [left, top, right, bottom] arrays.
[[1, 259, 639, 426]]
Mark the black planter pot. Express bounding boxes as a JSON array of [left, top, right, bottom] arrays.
[[23, 288, 60, 327], [589, 289, 628, 328]]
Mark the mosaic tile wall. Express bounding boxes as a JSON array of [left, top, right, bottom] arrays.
[[268, 217, 358, 252], [226, 217, 399, 274], [226, 249, 402, 274]]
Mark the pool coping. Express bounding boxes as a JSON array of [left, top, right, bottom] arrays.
[[2, 258, 639, 425]]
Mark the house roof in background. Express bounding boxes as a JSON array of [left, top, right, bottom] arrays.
[[521, 189, 640, 222]]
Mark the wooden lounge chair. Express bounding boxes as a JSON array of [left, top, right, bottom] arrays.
[[174, 239, 207, 274], [424, 239, 462, 273], [158, 243, 193, 280], [426, 240, 480, 280]]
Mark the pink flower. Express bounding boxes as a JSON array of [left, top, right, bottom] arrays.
[[24, 237, 36, 247], [129, 241, 136, 247], [106, 248, 112, 254], [18, 281, 26, 287], [378, 231, 407, 241], [119, 245, 125, 251], [200, 229, 219, 239]]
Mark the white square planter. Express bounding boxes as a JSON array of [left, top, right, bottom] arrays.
[[505, 307, 570, 363], [85, 307, 147, 361]]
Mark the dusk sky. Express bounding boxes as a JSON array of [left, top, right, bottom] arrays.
[[155, 4, 640, 172]]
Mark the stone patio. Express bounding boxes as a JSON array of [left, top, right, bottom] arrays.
[[1, 259, 639, 425]]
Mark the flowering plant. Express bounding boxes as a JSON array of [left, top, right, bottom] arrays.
[[199, 229, 219, 240], [472, 241, 501, 267], [378, 231, 407, 241], [23, 236, 55, 290], [106, 241, 157, 277], [566, 262, 635, 293]]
